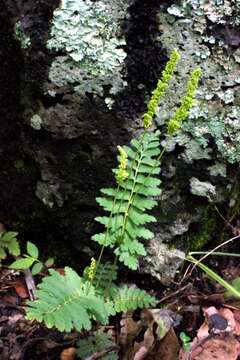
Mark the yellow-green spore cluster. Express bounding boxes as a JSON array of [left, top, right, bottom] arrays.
[[87, 257, 96, 281], [143, 49, 180, 129], [167, 67, 202, 135], [115, 146, 129, 183]]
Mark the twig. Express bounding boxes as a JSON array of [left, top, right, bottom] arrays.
[[188, 234, 240, 276], [84, 346, 119, 360], [158, 283, 192, 304], [24, 269, 37, 300], [187, 334, 212, 360]]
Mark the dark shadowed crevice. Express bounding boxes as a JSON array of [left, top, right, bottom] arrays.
[[114, 0, 169, 120], [0, 2, 27, 218]]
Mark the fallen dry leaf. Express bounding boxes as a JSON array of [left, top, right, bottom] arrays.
[[180, 306, 240, 360], [188, 293, 225, 306], [39, 339, 59, 353], [233, 310, 240, 335], [8, 314, 23, 325], [133, 346, 148, 360], [182, 336, 240, 360], [120, 311, 141, 359], [60, 347, 76, 360], [12, 280, 29, 299], [152, 327, 180, 360]]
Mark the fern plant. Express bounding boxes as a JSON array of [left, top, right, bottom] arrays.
[[25, 49, 201, 333]]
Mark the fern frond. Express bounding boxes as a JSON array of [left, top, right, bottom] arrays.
[[107, 285, 157, 315], [92, 130, 161, 269], [26, 267, 109, 332], [84, 262, 118, 296], [76, 330, 117, 359]]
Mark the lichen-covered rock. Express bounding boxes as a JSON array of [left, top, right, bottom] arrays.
[[139, 0, 240, 282], [158, 1, 240, 165], [140, 239, 184, 285], [190, 177, 216, 200], [1, 0, 240, 286]]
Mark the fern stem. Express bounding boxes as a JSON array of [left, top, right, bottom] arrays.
[[104, 255, 118, 299], [87, 184, 120, 293], [113, 130, 147, 234], [120, 151, 145, 238]]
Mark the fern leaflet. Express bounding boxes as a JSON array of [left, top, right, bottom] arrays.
[[106, 285, 157, 315], [26, 267, 109, 332], [76, 330, 118, 359]]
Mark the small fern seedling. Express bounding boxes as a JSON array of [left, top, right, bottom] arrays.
[[76, 329, 118, 359], [93, 131, 162, 270], [0, 231, 20, 260]]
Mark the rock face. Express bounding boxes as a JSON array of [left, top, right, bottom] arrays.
[[1, 0, 239, 284]]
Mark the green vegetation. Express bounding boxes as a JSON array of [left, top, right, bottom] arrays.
[[24, 49, 201, 332], [9, 241, 54, 275], [186, 205, 217, 251], [0, 231, 20, 259], [180, 332, 191, 352], [76, 330, 117, 359], [187, 254, 240, 298]]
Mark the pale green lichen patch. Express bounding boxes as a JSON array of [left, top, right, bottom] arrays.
[[30, 114, 42, 130], [14, 21, 31, 49], [208, 162, 227, 177], [167, 0, 236, 24], [47, 0, 131, 96], [190, 177, 216, 200], [35, 182, 54, 208]]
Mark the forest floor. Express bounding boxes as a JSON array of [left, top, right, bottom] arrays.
[[1, 255, 240, 360]]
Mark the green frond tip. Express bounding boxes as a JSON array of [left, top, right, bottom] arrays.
[[167, 67, 202, 135], [143, 49, 180, 129], [93, 131, 162, 270]]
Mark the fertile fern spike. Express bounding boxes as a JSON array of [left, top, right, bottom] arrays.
[[106, 285, 157, 315], [26, 267, 109, 332], [92, 130, 161, 270]]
